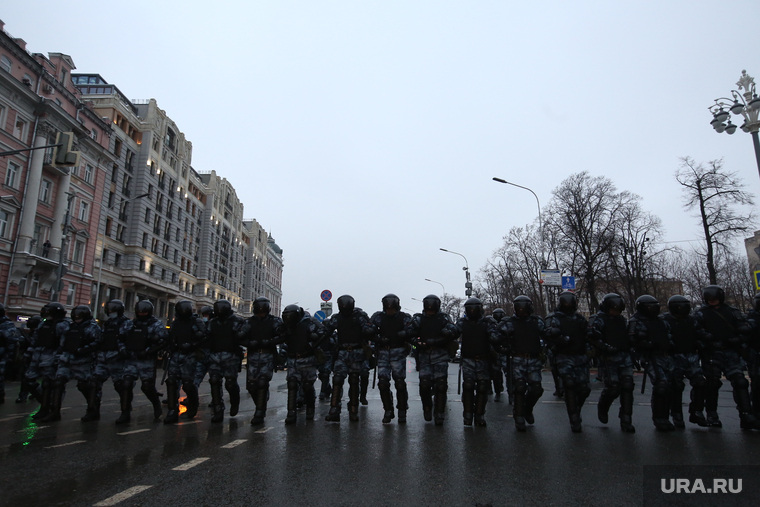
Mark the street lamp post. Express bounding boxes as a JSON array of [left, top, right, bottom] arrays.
[[492, 177, 550, 315], [424, 278, 446, 296], [439, 248, 472, 297], [93, 192, 149, 319], [708, 70, 760, 179]]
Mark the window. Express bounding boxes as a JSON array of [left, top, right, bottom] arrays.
[[90, 129, 98, 141], [22, 74, 34, 88], [13, 116, 28, 140], [66, 283, 76, 306], [5, 160, 20, 188], [78, 201, 90, 222], [39, 179, 52, 203], [72, 239, 85, 264], [0, 55, 11, 73], [83, 164, 94, 184], [0, 209, 10, 238]]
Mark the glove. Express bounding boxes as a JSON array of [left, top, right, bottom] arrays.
[[562, 335, 571, 343]]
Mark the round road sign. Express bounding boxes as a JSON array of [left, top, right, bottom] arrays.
[[320, 290, 332, 302]]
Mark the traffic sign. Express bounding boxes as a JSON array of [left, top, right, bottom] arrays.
[[540, 269, 562, 287], [320, 290, 333, 302], [562, 276, 576, 290], [754, 271, 760, 291], [314, 311, 326, 322], [321, 302, 333, 317]]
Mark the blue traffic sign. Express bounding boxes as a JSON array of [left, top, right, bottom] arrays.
[[562, 276, 576, 290], [314, 310, 327, 322], [320, 290, 332, 302]]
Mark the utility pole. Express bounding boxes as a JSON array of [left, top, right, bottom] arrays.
[[51, 192, 75, 302]]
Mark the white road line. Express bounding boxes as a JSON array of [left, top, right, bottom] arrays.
[[17, 426, 49, 432], [176, 420, 202, 426], [254, 426, 272, 434], [93, 485, 153, 506], [116, 429, 151, 436], [172, 457, 210, 471], [44, 440, 86, 449], [0, 414, 28, 422], [221, 439, 247, 449]]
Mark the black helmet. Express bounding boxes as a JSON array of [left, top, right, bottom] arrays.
[[600, 293, 625, 314], [464, 297, 483, 320], [253, 297, 271, 316], [0, 303, 5, 318], [667, 295, 691, 317], [381, 294, 401, 312], [105, 300, 125, 317], [200, 306, 214, 318], [175, 300, 193, 319], [558, 291, 578, 314], [214, 299, 233, 319], [491, 308, 506, 322], [635, 295, 660, 318], [47, 302, 66, 320], [40, 304, 51, 319], [282, 304, 304, 326], [422, 294, 441, 314], [135, 300, 154, 319], [702, 285, 725, 305], [337, 295, 355, 315], [72, 305, 92, 322], [26, 315, 43, 330], [513, 295, 533, 318]]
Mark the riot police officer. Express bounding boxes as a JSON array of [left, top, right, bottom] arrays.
[[746, 292, 760, 420], [662, 295, 708, 427], [47, 306, 102, 422], [205, 299, 244, 423], [0, 303, 22, 404], [322, 295, 373, 422], [26, 303, 68, 420], [238, 297, 284, 425], [163, 300, 206, 424], [281, 304, 327, 424], [545, 291, 591, 433], [456, 298, 499, 427], [94, 300, 131, 423], [499, 295, 546, 432], [629, 295, 676, 431], [695, 285, 759, 430], [408, 294, 460, 425], [15, 315, 42, 403], [193, 305, 213, 389], [369, 294, 413, 424], [117, 300, 167, 424], [590, 293, 636, 433], [489, 308, 507, 402]]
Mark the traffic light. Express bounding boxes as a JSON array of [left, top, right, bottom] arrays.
[[53, 131, 81, 167]]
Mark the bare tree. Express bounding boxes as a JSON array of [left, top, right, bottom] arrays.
[[545, 171, 636, 312], [675, 157, 756, 285]]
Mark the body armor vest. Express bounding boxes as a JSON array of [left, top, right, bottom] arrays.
[[36, 322, 59, 349], [101, 318, 125, 351], [209, 318, 239, 352], [336, 314, 363, 346], [286, 319, 313, 357], [378, 313, 406, 348], [62, 323, 86, 353], [460, 319, 491, 357], [600, 314, 628, 350], [419, 314, 447, 345], [555, 313, 587, 355], [510, 317, 542, 355], [126, 319, 151, 351]]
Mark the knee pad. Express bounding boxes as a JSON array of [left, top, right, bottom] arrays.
[[605, 382, 621, 398], [165, 379, 179, 390], [394, 379, 406, 391], [378, 378, 391, 390], [246, 378, 257, 391], [514, 380, 528, 394], [256, 377, 269, 390], [434, 380, 448, 394], [578, 385, 591, 399], [225, 377, 239, 390], [563, 378, 576, 390], [287, 379, 299, 391], [348, 373, 360, 385], [730, 374, 749, 390], [527, 382, 543, 398], [462, 379, 476, 391], [475, 380, 490, 393], [691, 374, 707, 388], [76, 380, 88, 392], [209, 375, 222, 386], [654, 380, 669, 396], [419, 379, 433, 391], [672, 378, 685, 392], [621, 376, 634, 392]]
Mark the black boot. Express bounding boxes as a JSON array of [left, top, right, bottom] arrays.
[[81, 380, 101, 422], [115, 380, 133, 425], [183, 382, 199, 419], [379, 382, 394, 424], [597, 388, 614, 424], [513, 392, 526, 432], [32, 379, 52, 420], [348, 374, 360, 421], [325, 379, 343, 422], [318, 374, 331, 401], [285, 381, 298, 425], [164, 380, 180, 424], [396, 380, 408, 424], [619, 389, 636, 433], [565, 388, 582, 433], [142, 382, 163, 421], [304, 382, 316, 421], [433, 382, 447, 426], [41, 381, 65, 423], [420, 380, 433, 422], [226, 381, 240, 417], [734, 386, 760, 430], [210, 379, 225, 423], [474, 388, 488, 427], [524, 383, 543, 425], [461, 385, 474, 426], [251, 385, 268, 425], [652, 391, 675, 431], [360, 373, 369, 406]]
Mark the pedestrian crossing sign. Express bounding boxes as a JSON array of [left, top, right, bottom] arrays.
[[755, 271, 760, 291]]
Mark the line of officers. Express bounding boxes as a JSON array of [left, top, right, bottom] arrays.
[[2, 283, 760, 434]]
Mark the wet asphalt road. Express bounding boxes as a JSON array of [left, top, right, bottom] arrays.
[[1, 360, 760, 507]]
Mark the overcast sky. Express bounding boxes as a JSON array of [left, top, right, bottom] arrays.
[[4, 1, 760, 315]]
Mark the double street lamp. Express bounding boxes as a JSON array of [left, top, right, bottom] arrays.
[[439, 248, 472, 297], [424, 278, 446, 296], [708, 69, 760, 179]]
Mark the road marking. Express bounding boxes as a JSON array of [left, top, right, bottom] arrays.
[[221, 439, 247, 449], [93, 485, 153, 506], [176, 420, 202, 426], [17, 426, 49, 432], [0, 414, 28, 422], [116, 429, 151, 436], [44, 440, 86, 449], [172, 457, 210, 471], [254, 426, 272, 434]]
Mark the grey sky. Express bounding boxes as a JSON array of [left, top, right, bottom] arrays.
[[5, 1, 760, 315]]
